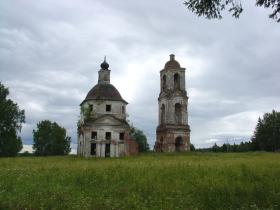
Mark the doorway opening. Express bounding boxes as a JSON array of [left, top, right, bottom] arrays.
[[105, 144, 110, 157], [91, 143, 96, 156], [175, 136, 183, 152]]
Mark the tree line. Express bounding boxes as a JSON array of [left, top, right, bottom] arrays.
[[194, 110, 280, 153], [195, 141, 254, 152]]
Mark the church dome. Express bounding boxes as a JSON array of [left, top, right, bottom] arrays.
[[84, 83, 127, 104], [100, 60, 109, 70], [164, 54, 181, 69]]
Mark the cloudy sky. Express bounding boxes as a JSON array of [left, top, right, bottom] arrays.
[[1, 0, 279, 153]]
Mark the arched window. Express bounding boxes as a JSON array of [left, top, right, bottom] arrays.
[[174, 73, 180, 90], [175, 136, 183, 152], [175, 103, 182, 124], [161, 104, 165, 124], [162, 75, 167, 90]]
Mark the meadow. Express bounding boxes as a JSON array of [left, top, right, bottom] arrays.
[[0, 152, 280, 210]]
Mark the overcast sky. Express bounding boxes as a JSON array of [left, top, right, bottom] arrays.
[[1, 0, 279, 153]]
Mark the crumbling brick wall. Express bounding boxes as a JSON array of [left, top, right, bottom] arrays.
[[125, 139, 138, 155]]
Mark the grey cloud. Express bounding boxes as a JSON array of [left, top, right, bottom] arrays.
[[0, 0, 279, 151]]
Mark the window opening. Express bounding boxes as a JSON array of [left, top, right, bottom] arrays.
[[106, 105, 111, 112], [106, 132, 111, 140]]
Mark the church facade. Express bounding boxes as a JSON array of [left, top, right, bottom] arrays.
[[154, 54, 191, 152], [77, 59, 138, 157]]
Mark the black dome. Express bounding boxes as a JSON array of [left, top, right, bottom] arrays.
[[83, 83, 127, 104], [100, 60, 109, 70]]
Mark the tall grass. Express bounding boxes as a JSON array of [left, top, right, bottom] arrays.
[[0, 152, 279, 210]]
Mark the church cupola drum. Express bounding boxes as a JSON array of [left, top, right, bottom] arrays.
[[154, 54, 191, 152]]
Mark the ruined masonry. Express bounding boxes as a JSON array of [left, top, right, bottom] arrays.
[[77, 59, 138, 157], [154, 54, 191, 152], [78, 54, 191, 157]]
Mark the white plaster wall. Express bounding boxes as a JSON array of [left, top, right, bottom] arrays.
[[115, 144, 119, 157], [110, 144, 115, 157], [98, 69, 110, 84], [119, 143, 125, 156], [101, 144, 105, 157], [90, 127, 127, 142], [82, 135, 85, 156], [81, 117, 129, 157], [96, 143, 101, 156], [77, 134, 80, 155], [85, 132, 91, 157], [83, 100, 127, 120]]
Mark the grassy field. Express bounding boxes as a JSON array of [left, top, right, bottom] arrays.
[[0, 153, 280, 210]]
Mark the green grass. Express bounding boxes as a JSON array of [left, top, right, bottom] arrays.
[[0, 152, 280, 210]]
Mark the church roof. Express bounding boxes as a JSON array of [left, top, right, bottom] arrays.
[[164, 54, 181, 70], [83, 83, 128, 104]]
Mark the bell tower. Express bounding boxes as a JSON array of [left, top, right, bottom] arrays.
[[155, 54, 190, 152]]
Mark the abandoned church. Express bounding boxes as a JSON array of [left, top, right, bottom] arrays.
[[77, 59, 138, 157], [77, 54, 190, 157]]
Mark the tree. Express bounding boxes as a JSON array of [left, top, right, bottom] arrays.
[[0, 83, 25, 157], [130, 126, 149, 152], [221, 143, 228, 152], [251, 110, 280, 151], [190, 143, 196, 151], [212, 142, 220, 152], [33, 120, 71, 156], [184, 0, 280, 22]]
